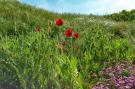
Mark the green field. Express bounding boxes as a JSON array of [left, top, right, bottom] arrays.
[[0, 0, 135, 89]]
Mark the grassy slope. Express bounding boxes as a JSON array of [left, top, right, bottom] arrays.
[[0, 0, 135, 89], [0, 0, 82, 36]]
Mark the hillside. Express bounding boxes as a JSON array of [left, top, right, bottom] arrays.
[[0, 0, 135, 89], [0, 0, 82, 35]]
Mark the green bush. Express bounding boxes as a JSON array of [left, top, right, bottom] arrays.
[[105, 9, 135, 21]]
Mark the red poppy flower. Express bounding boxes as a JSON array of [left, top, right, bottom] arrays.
[[73, 32, 80, 38], [35, 27, 41, 32], [56, 18, 63, 26], [65, 29, 73, 37]]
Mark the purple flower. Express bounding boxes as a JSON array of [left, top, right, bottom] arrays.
[[91, 62, 135, 89]]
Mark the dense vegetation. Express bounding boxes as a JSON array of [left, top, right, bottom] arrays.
[[105, 9, 135, 21], [0, 0, 135, 89]]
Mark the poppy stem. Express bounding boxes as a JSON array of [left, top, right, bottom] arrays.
[[58, 26, 64, 55], [71, 37, 73, 56]]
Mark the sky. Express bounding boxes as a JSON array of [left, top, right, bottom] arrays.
[[20, 0, 135, 15]]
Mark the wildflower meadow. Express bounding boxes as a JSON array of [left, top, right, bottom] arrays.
[[0, 0, 135, 89]]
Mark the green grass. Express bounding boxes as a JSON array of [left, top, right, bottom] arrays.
[[0, 0, 135, 89]]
